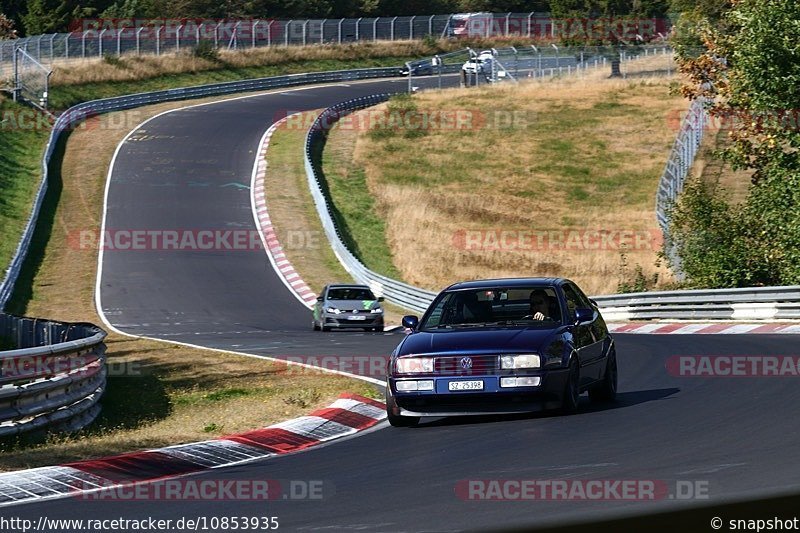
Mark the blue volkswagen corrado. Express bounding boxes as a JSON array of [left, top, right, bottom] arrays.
[[385, 278, 617, 426]]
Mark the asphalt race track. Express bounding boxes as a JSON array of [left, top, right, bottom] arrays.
[[7, 76, 800, 530]]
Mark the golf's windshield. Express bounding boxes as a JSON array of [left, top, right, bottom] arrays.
[[419, 287, 563, 330], [327, 287, 376, 301]]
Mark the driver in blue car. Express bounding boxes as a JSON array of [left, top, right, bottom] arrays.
[[528, 289, 551, 321]]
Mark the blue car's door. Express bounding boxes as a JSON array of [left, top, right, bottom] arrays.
[[562, 283, 605, 383]]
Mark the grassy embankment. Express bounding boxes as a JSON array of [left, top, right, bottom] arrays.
[[316, 52, 687, 295]]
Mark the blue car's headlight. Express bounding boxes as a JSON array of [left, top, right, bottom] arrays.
[[325, 307, 342, 314], [396, 357, 434, 374], [500, 354, 541, 369]]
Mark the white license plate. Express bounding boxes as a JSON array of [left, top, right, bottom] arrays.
[[448, 380, 484, 391], [346, 315, 366, 321]]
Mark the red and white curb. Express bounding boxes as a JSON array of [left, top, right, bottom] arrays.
[[608, 322, 800, 334], [0, 394, 385, 507], [251, 115, 317, 308]]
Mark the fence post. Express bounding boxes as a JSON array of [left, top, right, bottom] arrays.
[[81, 30, 88, 58], [302, 20, 308, 45], [552, 43, 559, 67], [410, 16, 415, 39], [117, 27, 122, 55], [99, 28, 106, 57], [505, 12, 511, 36], [285, 20, 292, 45], [338, 19, 343, 44], [429, 15, 434, 35], [176, 24, 183, 52], [12, 46, 17, 101], [373, 19, 377, 40], [390, 17, 397, 40], [356, 18, 362, 41], [50, 34, 57, 61], [136, 27, 143, 55], [156, 26, 161, 55], [527, 12, 533, 37], [267, 20, 274, 46], [253, 20, 258, 48], [320, 19, 325, 44]]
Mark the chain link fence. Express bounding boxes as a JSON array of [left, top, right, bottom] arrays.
[[11, 46, 52, 110], [656, 98, 707, 277], [0, 13, 671, 76]]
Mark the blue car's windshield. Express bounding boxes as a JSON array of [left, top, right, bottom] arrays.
[[419, 287, 562, 330]]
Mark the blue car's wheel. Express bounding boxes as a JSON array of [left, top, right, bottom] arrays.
[[386, 388, 419, 427], [589, 348, 617, 402], [560, 357, 580, 414]]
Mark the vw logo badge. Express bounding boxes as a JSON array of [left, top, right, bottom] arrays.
[[460, 356, 473, 370]]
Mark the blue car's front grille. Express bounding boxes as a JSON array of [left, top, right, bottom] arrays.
[[434, 355, 498, 375]]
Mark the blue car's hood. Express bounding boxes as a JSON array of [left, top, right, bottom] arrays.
[[397, 326, 563, 355]]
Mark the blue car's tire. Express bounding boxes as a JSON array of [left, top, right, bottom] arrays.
[[560, 358, 581, 414], [386, 389, 419, 427], [589, 348, 617, 402]]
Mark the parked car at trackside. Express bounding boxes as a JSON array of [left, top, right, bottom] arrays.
[[313, 284, 385, 332], [385, 278, 617, 426]]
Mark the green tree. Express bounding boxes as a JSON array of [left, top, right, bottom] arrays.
[[0, 12, 17, 37], [669, 0, 800, 287]]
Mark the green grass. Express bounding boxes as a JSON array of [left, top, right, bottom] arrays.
[[0, 97, 50, 292], [320, 124, 403, 279]]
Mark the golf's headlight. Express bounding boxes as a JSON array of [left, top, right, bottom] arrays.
[[500, 354, 541, 369], [371, 307, 383, 314], [396, 357, 434, 374], [325, 307, 342, 314]]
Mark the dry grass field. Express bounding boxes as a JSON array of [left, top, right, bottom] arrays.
[[337, 56, 686, 295]]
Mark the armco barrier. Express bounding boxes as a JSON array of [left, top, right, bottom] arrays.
[[0, 313, 107, 436], [305, 94, 437, 314], [305, 96, 800, 321], [0, 65, 405, 311]]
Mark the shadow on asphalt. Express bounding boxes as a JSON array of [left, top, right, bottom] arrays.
[[410, 388, 680, 429]]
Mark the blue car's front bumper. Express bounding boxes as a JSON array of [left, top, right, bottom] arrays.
[[388, 368, 570, 417]]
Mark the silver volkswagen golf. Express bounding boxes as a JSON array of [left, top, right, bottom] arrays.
[[312, 284, 385, 332]]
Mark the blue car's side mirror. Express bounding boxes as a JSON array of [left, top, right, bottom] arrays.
[[574, 308, 593, 324], [402, 315, 419, 330]]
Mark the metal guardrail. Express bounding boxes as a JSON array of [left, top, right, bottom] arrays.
[[0, 313, 107, 437], [305, 94, 438, 314], [0, 65, 406, 311]]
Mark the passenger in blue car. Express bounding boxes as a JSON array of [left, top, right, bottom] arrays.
[[456, 291, 492, 323]]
